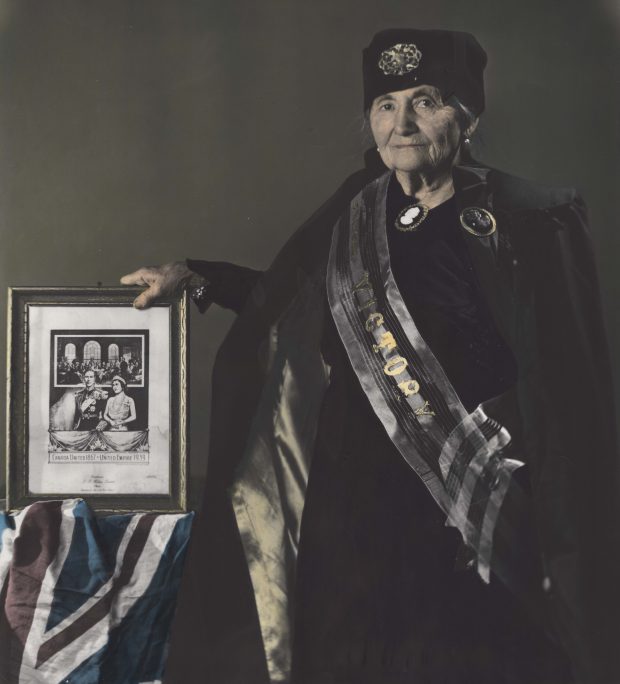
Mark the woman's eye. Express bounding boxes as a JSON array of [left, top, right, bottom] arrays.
[[416, 97, 436, 109]]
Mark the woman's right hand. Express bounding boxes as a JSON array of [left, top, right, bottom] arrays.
[[120, 261, 196, 309]]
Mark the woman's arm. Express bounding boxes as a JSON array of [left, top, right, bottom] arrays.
[[103, 398, 113, 426], [185, 259, 263, 313], [120, 260, 263, 314], [122, 397, 137, 426]]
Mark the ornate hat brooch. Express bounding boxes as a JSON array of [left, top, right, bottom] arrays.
[[378, 43, 422, 76]]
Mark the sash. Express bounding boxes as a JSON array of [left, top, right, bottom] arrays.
[[326, 172, 527, 584]]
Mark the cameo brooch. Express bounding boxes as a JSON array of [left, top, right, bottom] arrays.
[[395, 203, 429, 232]]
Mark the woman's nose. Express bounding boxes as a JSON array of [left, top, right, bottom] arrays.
[[394, 107, 419, 135]]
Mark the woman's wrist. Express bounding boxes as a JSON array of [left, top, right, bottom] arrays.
[[184, 259, 212, 311]]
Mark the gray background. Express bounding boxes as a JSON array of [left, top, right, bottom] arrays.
[[0, 0, 618, 505]]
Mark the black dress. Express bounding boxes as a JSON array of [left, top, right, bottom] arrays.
[[291, 176, 573, 684]]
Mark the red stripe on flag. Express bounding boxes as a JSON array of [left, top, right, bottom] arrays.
[[0, 575, 25, 683], [3, 502, 63, 673]]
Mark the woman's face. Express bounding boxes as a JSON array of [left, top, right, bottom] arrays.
[[369, 85, 467, 177], [112, 380, 122, 394]]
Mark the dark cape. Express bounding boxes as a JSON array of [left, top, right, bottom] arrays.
[[164, 154, 619, 684]]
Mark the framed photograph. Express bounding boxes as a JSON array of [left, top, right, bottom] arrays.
[[6, 287, 188, 512]]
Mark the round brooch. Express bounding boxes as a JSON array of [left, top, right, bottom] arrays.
[[395, 203, 429, 232], [378, 43, 422, 76], [459, 207, 497, 237]]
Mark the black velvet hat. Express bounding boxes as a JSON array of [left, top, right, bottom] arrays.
[[363, 29, 487, 115]]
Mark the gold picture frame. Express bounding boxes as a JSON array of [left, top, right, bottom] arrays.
[[6, 287, 188, 513]]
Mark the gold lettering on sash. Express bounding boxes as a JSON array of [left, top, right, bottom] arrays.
[[373, 332, 397, 353], [365, 313, 384, 331], [414, 400, 435, 417], [398, 379, 420, 396], [384, 356, 408, 376], [357, 298, 377, 313], [352, 271, 371, 292]]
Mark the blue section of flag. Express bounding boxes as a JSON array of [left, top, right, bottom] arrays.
[[0, 512, 16, 553], [46, 501, 135, 632], [64, 514, 193, 684]]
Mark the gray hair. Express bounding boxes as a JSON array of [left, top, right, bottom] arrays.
[[445, 95, 478, 133]]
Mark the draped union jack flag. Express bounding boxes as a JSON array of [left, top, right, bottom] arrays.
[[0, 499, 193, 684]]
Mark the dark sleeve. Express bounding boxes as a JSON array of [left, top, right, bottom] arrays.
[[185, 259, 263, 314]]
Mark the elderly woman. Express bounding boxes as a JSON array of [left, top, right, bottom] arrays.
[[123, 29, 617, 684], [103, 375, 136, 430]]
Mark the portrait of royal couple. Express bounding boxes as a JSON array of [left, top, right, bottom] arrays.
[[72, 370, 137, 432]]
